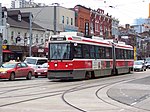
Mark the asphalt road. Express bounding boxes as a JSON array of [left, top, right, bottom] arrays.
[[0, 69, 150, 112]]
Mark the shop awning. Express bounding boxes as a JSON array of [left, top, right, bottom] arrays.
[[2, 50, 13, 53]]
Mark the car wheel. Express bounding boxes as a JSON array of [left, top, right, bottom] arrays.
[[9, 72, 15, 81], [141, 67, 144, 71], [26, 72, 32, 80], [35, 75, 38, 78]]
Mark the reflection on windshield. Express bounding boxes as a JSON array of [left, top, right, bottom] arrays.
[[25, 59, 36, 64], [50, 43, 70, 59], [1, 63, 16, 68], [134, 61, 142, 65]]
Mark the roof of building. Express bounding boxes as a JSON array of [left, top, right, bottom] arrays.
[[7, 10, 44, 31]]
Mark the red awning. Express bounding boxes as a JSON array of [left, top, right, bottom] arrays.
[[2, 50, 13, 53]]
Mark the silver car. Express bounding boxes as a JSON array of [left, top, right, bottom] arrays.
[[133, 60, 146, 71]]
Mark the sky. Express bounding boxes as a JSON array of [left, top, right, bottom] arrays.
[[0, 0, 150, 25]]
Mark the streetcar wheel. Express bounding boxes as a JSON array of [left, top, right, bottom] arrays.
[[9, 72, 15, 81], [128, 68, 131, 73], [85, 72, 91, 80], [26, 72, 32, 80]]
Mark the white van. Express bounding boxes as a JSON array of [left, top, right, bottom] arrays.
[[24, 57, 48, 69]]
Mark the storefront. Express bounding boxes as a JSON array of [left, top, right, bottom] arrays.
[[8, 45, 28, 61], [2, 45, 48, 62], [32, 46, 48, 58], [2, 45, 15, 62]]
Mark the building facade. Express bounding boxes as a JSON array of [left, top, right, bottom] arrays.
[[74, 5, 90, 37], [17, 6, 78, 34], [1, 8, 49, 62], [90, 8, 112, 38]]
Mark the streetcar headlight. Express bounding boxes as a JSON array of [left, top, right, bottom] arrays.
[[54, 63, 57, 67]]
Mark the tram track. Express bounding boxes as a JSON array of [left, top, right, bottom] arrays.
[[0, 80, 86, 107], [61, 74, 150, 112], [0, 73, 149, 111]]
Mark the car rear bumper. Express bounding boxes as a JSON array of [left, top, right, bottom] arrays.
[[34, 72, 47, 76]]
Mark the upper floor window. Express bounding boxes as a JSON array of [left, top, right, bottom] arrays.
[[18, 14, 21, 21], [67, 17, 69, 24], [71, 18, 73, 25], [11, 31, 14, 40], [62, 16, 64, 24], [36, 34, 38, 37], [18, 32, 20, 36], [36, 38, 38, 43], [41, 39, 44, 44]]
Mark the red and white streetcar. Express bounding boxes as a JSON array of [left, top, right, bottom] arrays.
[[47, 32, 134, 80]]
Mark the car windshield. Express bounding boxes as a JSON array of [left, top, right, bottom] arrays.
[[1, 63, 16, 68], [25, 58, 37, 64], [41, 63, 48, 68], [134, 61, 143, 65]]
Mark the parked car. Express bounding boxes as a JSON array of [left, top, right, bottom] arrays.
[[0, 61, 34, 80], [133, 60, 146, 71], [144, 58, 150, 69], [34, 63, 48, 78], [145, 61, 150, 69], [24, 57, 48, 69]]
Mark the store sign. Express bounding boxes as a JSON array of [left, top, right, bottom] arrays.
[[2, 45, 7, 49], [38, 49, 44, 52]]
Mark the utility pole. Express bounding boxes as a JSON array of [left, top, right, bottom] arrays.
[[29, 12, 32, 57], [54, 5, 56, 35], [0, 3, 2, 65], [52, 3, 59, 35]]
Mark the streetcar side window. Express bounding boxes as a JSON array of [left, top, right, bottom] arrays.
[[106, 47, 112, 59], [95, 46, 105, 59], [90, 45, 95, 59], [127, 50, 134, 59], [95, 46, 100, 59], [120, 49, 124, 59], [116, 48, 124, 59], [99, 47, 105, 59], [124, 50, 127, 59], [83, 44, 90, 58], [74, 44, 82, 58]]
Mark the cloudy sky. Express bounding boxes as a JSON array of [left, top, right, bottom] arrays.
[[0, 0, 150, 25]]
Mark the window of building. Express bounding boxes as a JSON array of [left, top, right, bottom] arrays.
[[95, 20, 99, 31], [18, 14, 21, 21], [62, 16, 64, 24], [36, 38, 38, 43], [67, 17, 69, 24], [41, 39, 44, 44], [71, 18, 73, 25], [41, 34, 43, 38], [11, 31, 14, 39]]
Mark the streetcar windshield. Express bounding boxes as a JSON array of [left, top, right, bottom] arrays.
[[50, 43, 71, 60]]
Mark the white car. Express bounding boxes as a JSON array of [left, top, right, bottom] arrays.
[[24, 57, 48, 69], [133, 60, 146, 71]]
